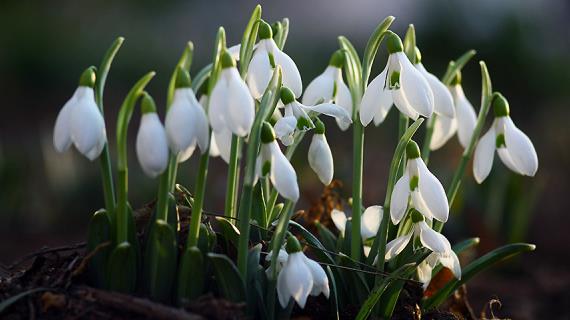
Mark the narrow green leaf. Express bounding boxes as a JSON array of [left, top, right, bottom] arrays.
[[338, 36, 363, 100], [95, 36, 124, 112], [325, 266, 340, 320], [338, 254, 370, 305], [239, 5, 262, 77], [166, 42, 194, 107], [315, 222, 338, 253], [288, 221, 335, 266], [277, 18, 290, 50], [423, 243, 536, 309], [176, 246, 205, 305], [208, 253, 246, 302], [403, 24, 416, 63], [144, 221, 177, 303], [191, 63, 212, 93], [441, 49, 477, 85], [362, 16, 395, 86], [216, 217, 240, 248], [107, 242, 137, 293], [86, 209, 112, 288]]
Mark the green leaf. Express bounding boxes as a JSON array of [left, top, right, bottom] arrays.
[[107, 242, 137, 293], [338, 254, 370, 305], [216, 216, 240, 248], [355, 263, 415, 320], [288, 221, 335, 266], [325, 266, 340, 320], [166, 42, 194, 107], [403, 24, 416, 63], [423, 243, 536, 309], [239, 5, 262, 77], [86, 209, 112, 288], [208, 253, 246, 302], [0, 288, 49, 313], [276, 18, 289, 50], [143, 221, 177, 303], [338, 36, 363, 102], [191, 63, 212, 94], [246, 244, 266, 317], [362, 16, 395, 86], [315, 222, 338, 253], [251, 182, 267, 228], [441, 49, 477, 85], [95, 36, 124, 111], [176, 246, 205, 305], [207, 27, 227, 95]]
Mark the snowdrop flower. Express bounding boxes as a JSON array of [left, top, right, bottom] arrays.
[[430, 73, 477, 150], [257, 122, 299, 201], [360, 32, 434, 126], [390, 141, 449, 224], [384, 209, 452, 261], [165, 69, 209, 162], [473, 93, 538, 183], [53, 67, 107, 161], [247, 21, 302, 99], [209, 51, 255, 137], [277, 235, 329, 308], [308, 119, 334, 185], [331, 205, 383, 240], [274, 87, 351, 146], [135, 94, 169, 178], [417, 248, 461, 290], [414, 48, 455, 119], [302, 50, 353, 130]]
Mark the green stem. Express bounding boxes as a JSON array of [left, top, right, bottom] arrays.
[[186, 153, 210, 247], [155, 165, 171, 222], [396, 114, 409, 178], [117, 169, 128, 243], [225, 135, 241, 219], [351, 120, 364, 261], [433, 61, 493, 232], [421, 115, 436, 164]]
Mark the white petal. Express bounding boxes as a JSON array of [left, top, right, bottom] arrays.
[[246, 42, 273, 99], [417, 63, 454, 118], [277, 264, 291, 307], [187, 92, 210, 153], [178, 143, 197, 163], [274, 116, 297, 146], [211, 129, 232, 163], [418, 221, 449, 253], [430, 115, 457, 151], [273, 46, 303, 98], [473, 126, 497, 184], [302, 67, 334, 105], [331, 209, 347, 236], [136, 113, 169, 178], [360, 67, 392, 126], [303, 103, 352, 129], [267, 141, 299, 201], [281, 252, 313, 308], [228, 44, 241, 61], [414, 158, 449, 223], [70, 87, 107, 161], [303, 255, 329, 298], [452, 85, 477, 148], [396, 52, 434, 118], [411, 190, 434, 221], [385, 233, 412, 260], [54, 89, 81, 152], [390, 173, 410, 225], [361, 205, 383, 240], [417, 259, 433, 289], [392, 87, 420, 120], [503, 117, 538, 176], [225, 68, 255, 136], [308, 134, 334, 185], [166, 89, 197, 154], [336, 80, 353, 130], [439, 250, 462, 280], [363, 246, 372, 257]]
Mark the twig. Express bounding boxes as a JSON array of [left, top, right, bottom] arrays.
[[7, 243, 86, 270]]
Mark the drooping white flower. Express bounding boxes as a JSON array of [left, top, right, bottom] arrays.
[[256, 122, 299, 201], [209, 51, 255, 137], [274, 87, 351, 146], [360, 32, 434, 126], [384, 209, 451, 261], [414, 48, 455, 119], [390, 141, 449, 224], [135, 95, 169, 178], [473, 93, 538, 183], [302, 50, 352, 130], [53, 68, 107, 161], [430, 75, 477, 150], [331, 205, 383, 240], [276, 236, 329, 308], [165, 69, 209, 162], [308, 120, 334, 185], [246, 21, 302, 99], [417, 248, 461, 290]]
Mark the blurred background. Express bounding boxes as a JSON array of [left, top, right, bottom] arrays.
[[1, 0, 568, 318]]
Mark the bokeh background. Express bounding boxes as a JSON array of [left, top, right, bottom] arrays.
[[1, 0, 568, 318]]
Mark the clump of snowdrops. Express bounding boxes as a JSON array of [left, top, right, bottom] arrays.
[[53, 5, 537, 319]]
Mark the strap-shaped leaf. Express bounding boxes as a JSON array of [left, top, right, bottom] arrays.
[[208, 253, 246, 302], [176, 246, 205, 305], [144, 221, 177, 303], [441, 49, 477, 85], [86, 209, 112, 288], [362, 16, 395, 86]]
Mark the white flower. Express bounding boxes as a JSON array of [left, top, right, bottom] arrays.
[[54, 69, 107, 161], [473, 94, 538, 183], [330, 205, 383, 240], [308, 120, 334, 185], [384, 212, 451, 261], [135, 110, 169, 178], [417, 249, 461, 290], [257, 123, 299, 201], [360, 33, 434, 126], [265, 249, 289, 276], [274, 87, 351, 146], [302, 50, 352, 131], [276, 236, 329, 308], [165, 71, 209, 162], [209, 52, 255, 137], [246, 22, 302, 99], [390, 141, 449, 224]]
